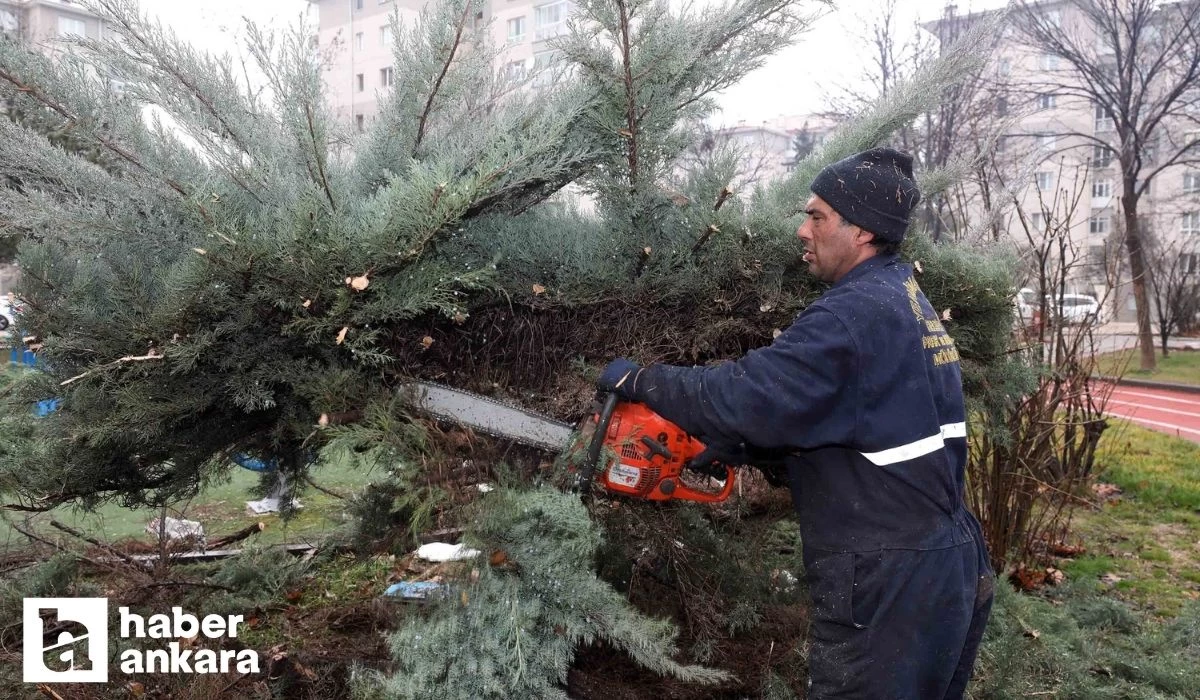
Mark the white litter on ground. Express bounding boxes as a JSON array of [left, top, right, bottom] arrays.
[[245, 496, 302, 514], [245, 473, 301, 514], [145, 516, 205, 543], [416, 542, 481, 562]]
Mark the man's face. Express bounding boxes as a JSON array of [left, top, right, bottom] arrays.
[[796, 195, 868, 283]]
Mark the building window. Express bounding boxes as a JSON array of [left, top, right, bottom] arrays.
[[355, 114, 365, 132], [58, 16, 87, 37], [507, 16, 526, 43], [1089, 212, 1110, 235], [380, 24, 393, 46], [1183, 211, 1200, 235], [380, 66, 394, 87], [504, 60, 526, 81], [1037, 93, 1056, 110], [1045, 9, 1062, 26], [1091, 144, 1113, 167], [997, 58, 1011, 77], [1092, 178, 1112, 198], [1094, 104, 1114, 132], [534, 1, 568, 41], [995, 96, 1008, 116], [532, 49, 561, 86], [1031, 212, 1044, 230], [1035, 171, 1054, 191], [1183, 253, 1199, 274], [1185, 171, 1200, 194], [355, 0, 364, 10], [1087, 245, 1108, 281], [1039, 53, 1059, 71], [355, 32, 364, 51], [1036, 132, 1056, 151], [356, 73, 364, 92]]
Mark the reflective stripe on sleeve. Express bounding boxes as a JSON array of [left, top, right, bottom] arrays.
[[860, 422, 967, 466]]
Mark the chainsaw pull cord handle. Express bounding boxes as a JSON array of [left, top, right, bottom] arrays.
[[578, 392, 620, 500]]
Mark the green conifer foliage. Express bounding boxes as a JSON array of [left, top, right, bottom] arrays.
[[376, 487, 728, 699], [0, 0, 603, 508]]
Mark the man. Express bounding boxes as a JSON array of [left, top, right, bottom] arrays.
[[597, 147, 994, 699]]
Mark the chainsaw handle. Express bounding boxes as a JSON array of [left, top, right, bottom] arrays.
[[578, 392, 620, 498], [670, 466, 737, 503], [686, 443, 745, 478]]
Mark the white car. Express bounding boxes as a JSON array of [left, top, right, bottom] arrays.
[[1049, 293, 1103, 325], [0, 300, 14, 331]]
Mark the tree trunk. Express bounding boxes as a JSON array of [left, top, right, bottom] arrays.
[[1121, 187, 1157, 371]]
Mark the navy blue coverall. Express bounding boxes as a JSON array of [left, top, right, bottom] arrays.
[[624, 254, 994, 699]]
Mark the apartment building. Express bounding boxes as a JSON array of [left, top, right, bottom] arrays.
[[0, 0, 105, 45], [713, 124, 795, 184], [689, 115, 834, 186], [308, 0, 571, 130], [929, 2, 1200, 320]]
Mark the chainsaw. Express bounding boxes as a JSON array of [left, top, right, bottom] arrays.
[[397, 382, 737, 503]]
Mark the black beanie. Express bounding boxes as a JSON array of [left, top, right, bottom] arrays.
[[809, 147, 921, 243]]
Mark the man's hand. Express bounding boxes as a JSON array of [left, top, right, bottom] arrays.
[[597, 358, 642, 399], [687, 442, 791, 488]]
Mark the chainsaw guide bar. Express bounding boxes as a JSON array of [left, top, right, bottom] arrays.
[[397, 381, 576, 453]]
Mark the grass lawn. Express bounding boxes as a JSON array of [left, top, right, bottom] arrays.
[[1094, 348, 1200, 386], [971, 419, 1200, 698], [1057, 418, 1200, 616], [0, 457, 383, 553], [0, 360, 385, 550]]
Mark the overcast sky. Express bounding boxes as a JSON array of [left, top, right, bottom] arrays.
[[133, 0, 1008, 126]]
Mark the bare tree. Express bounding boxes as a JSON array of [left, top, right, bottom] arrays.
[[823, 3, 1011, 242], [972, 157, 1112, 572], [824, 0, 929, 151], [1146, 232, 1200, 357], [1018, 0, 1200, 371], [917, 5, 1015, 242]]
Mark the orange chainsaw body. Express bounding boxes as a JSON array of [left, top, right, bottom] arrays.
[[590, 401, 735, 503]]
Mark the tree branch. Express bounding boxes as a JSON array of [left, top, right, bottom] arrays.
[[0, 67, 214, 223], [616, 0, 640, 187], [59, 351, 165, 386], [304, 102, 337, 211], [414, 2, 474, 156]]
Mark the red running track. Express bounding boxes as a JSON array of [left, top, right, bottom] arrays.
[[1097, 383, 1200, 444]]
